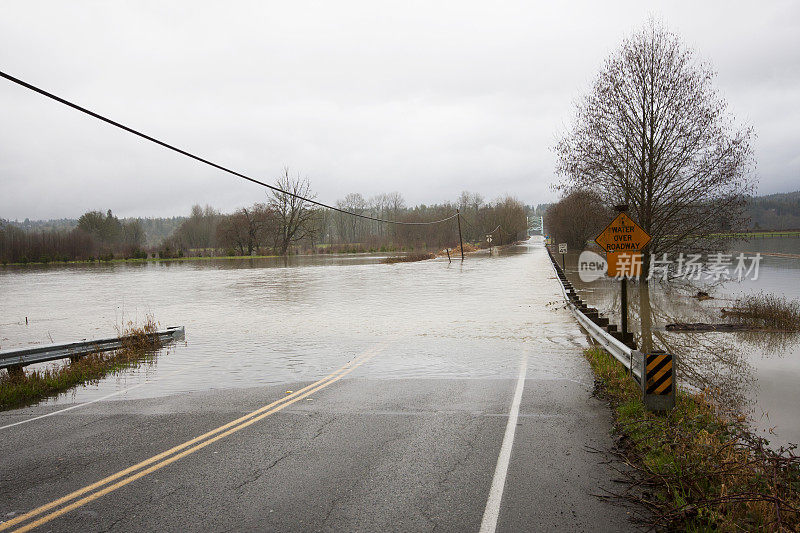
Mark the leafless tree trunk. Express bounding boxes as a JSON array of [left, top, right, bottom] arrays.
[[269, 168, 317, 255], [336, 192, 367, 244], [555, 19, 756, 276]]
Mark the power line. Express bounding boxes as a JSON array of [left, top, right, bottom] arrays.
[[0, 70, 458, 227], [455, 216, 503, 235]]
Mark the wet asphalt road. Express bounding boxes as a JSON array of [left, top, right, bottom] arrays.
[[0, 244, 638, 532], [1, 377, 635, 532]]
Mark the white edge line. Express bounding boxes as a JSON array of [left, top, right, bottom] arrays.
[[0, 337, 399, 431], [479, 353, 528, 533], [0, 384, 147, 430], [0, 369, 182, 431]]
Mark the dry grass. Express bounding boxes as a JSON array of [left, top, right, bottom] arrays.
[[0, 316, 164, 410], [381, 253, 436, 264], [454, 243, 480, 253], [585, 346, 800, 531], [434, 243, 481, 257], [723, 292, 800, 331]]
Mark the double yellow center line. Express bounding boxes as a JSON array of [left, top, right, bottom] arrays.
[[2, 344, 385, 532]]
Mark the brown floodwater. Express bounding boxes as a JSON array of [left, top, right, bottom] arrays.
[[0, 239, 588, 410], [3, 237, 798, 449]]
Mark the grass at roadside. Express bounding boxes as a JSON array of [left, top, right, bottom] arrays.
[[585, 346, 800, 531], [0, 317, 165, 410]]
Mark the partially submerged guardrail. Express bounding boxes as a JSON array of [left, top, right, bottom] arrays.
[[545, 247, 675, 411], [0, 326, 185, 375]]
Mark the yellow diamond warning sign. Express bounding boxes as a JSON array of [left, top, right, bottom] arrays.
[[595, 212, 651, 253]]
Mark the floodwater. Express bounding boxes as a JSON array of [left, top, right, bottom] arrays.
[[563, 236, 800, 449], [0, 238, 587, 407], [3, 236, 798, 449]]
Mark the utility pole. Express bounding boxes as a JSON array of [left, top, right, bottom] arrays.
[[456, 209, 464, 261]]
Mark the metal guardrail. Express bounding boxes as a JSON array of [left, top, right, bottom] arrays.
[[545, 245, 675, 411], [565, 291, 643, 382], [0, 326, 185, 370], [545, 248, 643, 382]]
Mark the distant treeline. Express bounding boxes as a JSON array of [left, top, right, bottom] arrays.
[[164, 187, 528, 258], [1, 174, 529, 264], [747, 191, 800, 230], [5, 215, 186, 247], [544, 189, 800, 251], [1, 210, 147, 264]]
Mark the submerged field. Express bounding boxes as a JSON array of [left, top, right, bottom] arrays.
[[560, 236, 800, 449]]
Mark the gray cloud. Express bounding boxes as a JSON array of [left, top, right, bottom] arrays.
[[1, 0, 798, 219]]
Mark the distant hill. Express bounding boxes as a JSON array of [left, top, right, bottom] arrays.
[[5, 216, 186, 247], [747, 190, 800, 230]]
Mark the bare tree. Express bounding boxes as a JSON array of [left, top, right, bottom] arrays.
[[482, 196, 528, 243], [175, 204, 220, 251], [269, 168, 317, 255], [555, 19, 756, 274], [336, 192, 367, 243], [545, 190, 611, 249], [121, 219, 145, 249], [215, 207, 264, 256], [385, 191, 405, 240], [457, 191, 484, 241]]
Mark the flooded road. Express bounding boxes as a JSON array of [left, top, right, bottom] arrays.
[[0, 238, 587, 403], [4, 235, 797, 450], [1, 238, 642, 532]]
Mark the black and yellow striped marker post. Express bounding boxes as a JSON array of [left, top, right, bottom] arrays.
[[641, 350, 675, 411]]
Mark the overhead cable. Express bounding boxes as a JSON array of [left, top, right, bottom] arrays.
[[0, 70, 458, 226]]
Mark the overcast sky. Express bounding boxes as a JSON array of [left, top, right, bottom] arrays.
[[1, 1, 798, 220]]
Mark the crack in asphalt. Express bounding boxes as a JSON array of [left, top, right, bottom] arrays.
[[233, 451, 293, 492], [310, 415, 337, 440]]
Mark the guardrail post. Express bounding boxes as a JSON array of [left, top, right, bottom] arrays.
[[629, 349, 640, 378], [641, 350, 675, 412]]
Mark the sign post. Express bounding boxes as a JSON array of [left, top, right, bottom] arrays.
[[558, 242, 567, 270], [594, 207, 651, 344]]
